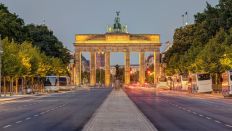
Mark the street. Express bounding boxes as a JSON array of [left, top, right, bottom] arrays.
[[125, 87, 232, 131], [0, 88, 111, 131]]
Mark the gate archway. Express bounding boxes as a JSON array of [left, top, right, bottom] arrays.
[[73, 12, 161, 87]]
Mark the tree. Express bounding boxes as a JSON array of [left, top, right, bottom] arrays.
[[2, 38, 21, 77], [0, 4, 25, 43], [23, 24, 71, 65], [96, 69, 105, 84], [145, 64, 154, 83], [163, 0, 232, 92], [0, 4, 71, 66]]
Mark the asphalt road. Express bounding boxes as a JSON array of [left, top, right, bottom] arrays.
[[125, 87, 232, 131], [0, 88, 111, 131]]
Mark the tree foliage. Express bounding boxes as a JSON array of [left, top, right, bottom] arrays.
[[0, 3, 70, 66], [164, 0, 232, 87], [1, 38, 68, 78]]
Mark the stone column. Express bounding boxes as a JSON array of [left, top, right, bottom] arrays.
[[73, 64, 76, 85], [124, 51, 130, 85], [90, 51, 96, 86], [154, 51, 160, 84], [105, 52, 111, 87], [139, 51, 145, 85], [75, 51, 81, 86]]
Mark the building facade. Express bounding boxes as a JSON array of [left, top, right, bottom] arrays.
[[73, 12, 161, 87]]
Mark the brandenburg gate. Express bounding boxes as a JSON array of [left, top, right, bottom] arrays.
[[73, 12, 161, 87]]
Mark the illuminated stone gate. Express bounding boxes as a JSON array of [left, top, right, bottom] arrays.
[[73, 12, 161, 87]]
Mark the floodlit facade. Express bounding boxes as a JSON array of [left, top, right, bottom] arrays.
[[73, 12, 161, 87]]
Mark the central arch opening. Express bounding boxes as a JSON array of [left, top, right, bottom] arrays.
[[110, 52, 124, 83]]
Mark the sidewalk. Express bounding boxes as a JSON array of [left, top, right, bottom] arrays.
[[0, 94, 46, 103], [83, 89, 157, 131], [0, 88, 88, 103], [160, 89, 224, 99]]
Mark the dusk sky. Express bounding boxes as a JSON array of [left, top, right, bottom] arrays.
[[0, 0, 218, 65]]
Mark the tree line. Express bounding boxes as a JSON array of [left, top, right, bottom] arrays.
[[164, 0, 232, 90], [0, 3, 70, 94]]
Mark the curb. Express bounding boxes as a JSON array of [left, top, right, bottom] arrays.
[[123, 89, 158, 131], [82, 89, 113, 131]]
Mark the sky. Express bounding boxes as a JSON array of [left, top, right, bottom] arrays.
[[0, 0, 219, 65]]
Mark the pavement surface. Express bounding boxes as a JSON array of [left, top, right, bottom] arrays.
[[0, 94, 47, 103], [125, 87, 232, 131], [83, 89, 157, 131], [0, 88, 111, 131]]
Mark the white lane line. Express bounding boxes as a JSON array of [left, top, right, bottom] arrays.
[[187, 110, 191, 112], [26, 117, 31, 120], [206, 117, 211, 120], [225, 124, 232, 128], [3, 125, 12, 128], [16, 121, 22, 124], [34, 114, 39, 117], [192, 112, 197, 114], [40, 112, 45, 115], [215, 120, 221, 123], [199, 114, 203, 117]]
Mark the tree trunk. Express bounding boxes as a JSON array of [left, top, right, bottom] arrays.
[[10, 77, 13, 96], [15, 77, 18, 95], [31, 77, 33, 93], [3, 77, 6, 96], [22, 77, 24, 94]]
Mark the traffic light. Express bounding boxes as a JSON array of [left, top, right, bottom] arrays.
[[147, 69, 151, 76]]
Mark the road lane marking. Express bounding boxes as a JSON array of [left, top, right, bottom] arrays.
[[225, 124, 232, 128], [26, 117, 31, 120], [157, 93, 232, 129], [34, 114, 39, 117], [16, 121, 22, 124], [215, 120, 221, 123], [3, 125, 11, 128], [40, 112, 45, 115]]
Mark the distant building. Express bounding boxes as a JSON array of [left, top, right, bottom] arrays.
[[110, 64, 139, 75], [68, 53, 89, 85], [160, 41, 172, 63], [146, 55, 154, 68], [81, 56, 90, 72], [160, 41, 173, 76], [96, 53, 105, 69]]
